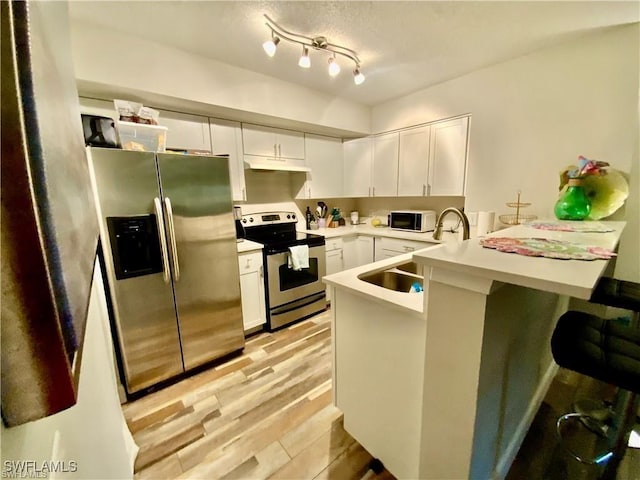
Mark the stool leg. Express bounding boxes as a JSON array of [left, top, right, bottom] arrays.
[[600, 392, 640, 480]]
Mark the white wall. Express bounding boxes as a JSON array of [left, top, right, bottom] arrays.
[[70, 22, 370, 136], [1, 261, 137, 480], [372, 24, 639, 281]]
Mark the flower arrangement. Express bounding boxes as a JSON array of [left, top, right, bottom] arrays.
[[556, 155, 628, 220], [558, 155, 609, 189]]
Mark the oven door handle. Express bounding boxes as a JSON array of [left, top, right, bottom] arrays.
[[270, 292, 326, 316]]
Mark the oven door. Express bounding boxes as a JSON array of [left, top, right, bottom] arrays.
[[267, 244, 326, 307]]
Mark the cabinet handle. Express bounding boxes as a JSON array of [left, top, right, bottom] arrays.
[[274, 144, 277, 157], [423, 184, 426, 196], [278, 144, 282, 157], [308, 187, 311, 198], [427, 184, 432, 196], [260, 265, 263, 278], [372, 187, 376, 196], [242, 188, 246, 201], [368, 186, 371, 196]]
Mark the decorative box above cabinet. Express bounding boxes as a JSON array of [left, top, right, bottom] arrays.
[[242, 124, 305, 160]]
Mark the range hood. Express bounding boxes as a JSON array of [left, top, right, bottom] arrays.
[[244, 156, 311, 173]]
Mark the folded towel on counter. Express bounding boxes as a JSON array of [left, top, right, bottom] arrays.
[[288, 245, 309, 271]]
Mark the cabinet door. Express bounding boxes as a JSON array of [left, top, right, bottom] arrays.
[[242, 124, 278, 157], [343, 137, 373, 197], [157, 110, 211, 152], [342, 236, 358, 270], [238, 252, 266, 331], [277, 130, 305, 160], [428, 117, 469, 196], [210, 119, 246, 202], [398, 126, 430, 197], [325, 248, 344, 302], [300, 134, 343, 199], [78, 97, 117, 119], [356, 236, 374, 266], [372, 132, 399, 197]]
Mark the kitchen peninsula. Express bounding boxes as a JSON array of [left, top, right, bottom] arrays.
[[324, 221, 626, 480]]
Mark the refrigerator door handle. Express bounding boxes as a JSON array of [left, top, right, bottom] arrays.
[[164, 196, 181, 281], [154, 197, 171, 284]]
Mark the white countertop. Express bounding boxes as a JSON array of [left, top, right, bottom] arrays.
[[236, 239, 263, 253], [412, 221, 626, 300], [298, 224, 443, 243]]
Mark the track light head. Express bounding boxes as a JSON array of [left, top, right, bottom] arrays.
[[298, 46, 311, 68], [328, 56, 341, 77], [353, 68, 365, 85], [262, 34, 280, 57]]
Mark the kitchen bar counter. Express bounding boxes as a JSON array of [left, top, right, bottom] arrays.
[[413, 221, 625, 300], [329, 220, 626, 480]]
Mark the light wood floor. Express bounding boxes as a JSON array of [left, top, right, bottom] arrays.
[[123, 310, 394, 480], [123, 309, 639, 480]]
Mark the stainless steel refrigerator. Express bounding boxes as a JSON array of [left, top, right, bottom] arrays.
[[87, 147, 244, 394]]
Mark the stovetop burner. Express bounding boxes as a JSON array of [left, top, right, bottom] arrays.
[[242, 211, 325, 254]]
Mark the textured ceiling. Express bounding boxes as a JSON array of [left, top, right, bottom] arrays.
[[68, 1, 639, 106]]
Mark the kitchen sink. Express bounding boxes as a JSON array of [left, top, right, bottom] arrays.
[[358, 270, 423, 292], [395, 262, 422, 275]]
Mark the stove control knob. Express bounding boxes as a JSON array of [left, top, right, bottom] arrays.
[[249, 217, 254, 223], [291, 214, 296, 219], [242, 218, 247, 224], [287, 214, 291, 219]]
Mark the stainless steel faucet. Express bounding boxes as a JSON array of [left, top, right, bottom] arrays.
[[433, 207, 471, 241]]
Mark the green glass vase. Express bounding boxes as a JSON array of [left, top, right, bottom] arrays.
[[554, 179, 591, 220]]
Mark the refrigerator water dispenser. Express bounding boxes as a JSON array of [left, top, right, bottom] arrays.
[[107, 215, 163, 280]]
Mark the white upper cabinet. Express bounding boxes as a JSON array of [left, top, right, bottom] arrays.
[[372, 132, 399, 197], [242, 124, 305, 160], [297, 134, 343, 199], [210, 118, 246, 202], [428, 117, 469, 196], [343, 137, 373, 197], [156, 110, 211, 152], [398, 126, 430, 196], [78, 97, 117, 119], [397, 117, 469, 197]]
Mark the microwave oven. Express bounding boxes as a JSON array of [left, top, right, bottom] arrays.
[[389, 210, 436, 232]]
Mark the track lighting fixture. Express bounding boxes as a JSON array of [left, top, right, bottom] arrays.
[[262, 14, 365, 85], [262, 32, 280, 57], [328, 56, 340, 77], [298, 46, 311, 68]]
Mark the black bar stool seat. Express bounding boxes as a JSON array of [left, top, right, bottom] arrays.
[[550, 277, 640, 477], [551, 311, 640, 395]]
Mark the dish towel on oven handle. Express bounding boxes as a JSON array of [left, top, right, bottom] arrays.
[[288, 245, 309, 271]]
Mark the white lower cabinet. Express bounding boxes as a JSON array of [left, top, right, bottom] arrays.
[[238, 251, 266, 331], [325, 238, 344, 302], [344, 235, 374, 269], [374, 237, 435, 261]]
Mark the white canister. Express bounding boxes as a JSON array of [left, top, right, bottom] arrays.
[[477, 211, 496, 237]]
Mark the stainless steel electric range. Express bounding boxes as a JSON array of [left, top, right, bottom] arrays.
[[242, 211, 326, 331]]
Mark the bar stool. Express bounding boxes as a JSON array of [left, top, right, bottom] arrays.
[[551, 277, 640, 479]]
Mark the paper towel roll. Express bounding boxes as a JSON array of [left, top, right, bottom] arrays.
[[477, 211, 495, 237]]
